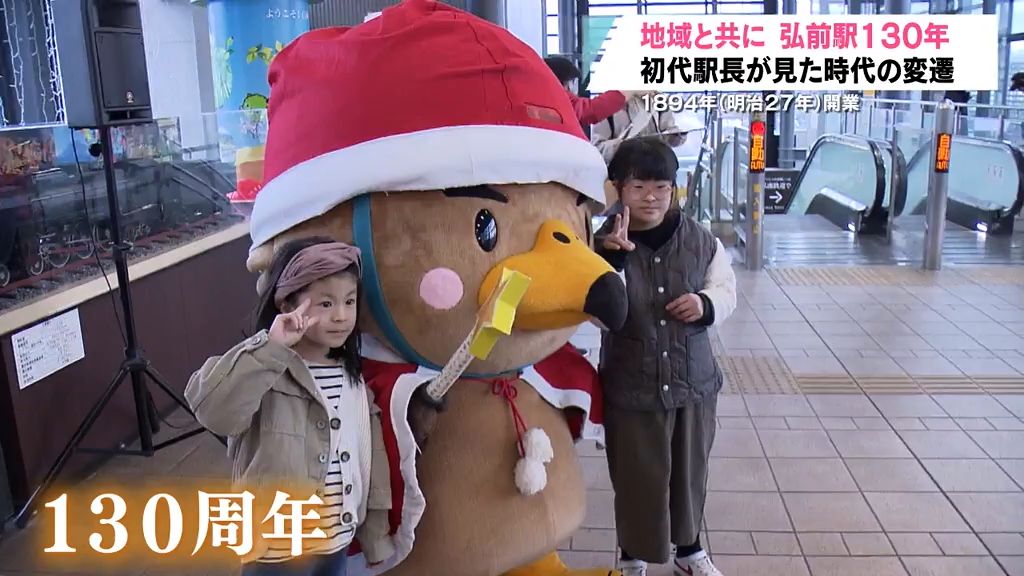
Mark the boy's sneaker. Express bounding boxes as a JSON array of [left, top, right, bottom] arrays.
[[674, 550, 723, 576], [617, 558, 648, 576]]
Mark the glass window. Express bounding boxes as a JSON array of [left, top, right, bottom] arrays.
[[547, 36, 562, 55], [645, 4, 712, 14], [911, 0, 930, 12], [589, 5, 639, 15], [961, 0, 985, 12], [0, 116, 243, 314], [1005, 40, 1024, 106], [546, 0, 560, 15], [546, 14, 560, 32], [811, 0, 846, 14], [1014, 0, 1024, 32], [715, 2, 767, 13]]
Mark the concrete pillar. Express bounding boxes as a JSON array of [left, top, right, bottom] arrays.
[[468, 0, 507, 27], [505, 0, 545, 54], [779, 0, 797, 168], [881, 0, 910, 102], [198, 0, 309, 196], [558, 0, 577, 57]]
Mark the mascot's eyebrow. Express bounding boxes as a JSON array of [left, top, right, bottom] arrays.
[[442, 185, 508, 203]]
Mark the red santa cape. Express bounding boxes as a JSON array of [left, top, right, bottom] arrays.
[[348, 334, 604, 573]]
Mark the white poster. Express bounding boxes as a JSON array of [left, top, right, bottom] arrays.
[[12, 308, 86, 390]]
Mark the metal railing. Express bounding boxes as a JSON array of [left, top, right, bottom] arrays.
[[846, 97, 1024, 143]]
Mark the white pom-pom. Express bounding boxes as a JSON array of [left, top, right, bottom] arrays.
[[523, 427, 554, 463], [514, 456, 547, 496]]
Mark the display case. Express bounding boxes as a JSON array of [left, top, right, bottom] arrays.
[[0, 118, 245, 315]]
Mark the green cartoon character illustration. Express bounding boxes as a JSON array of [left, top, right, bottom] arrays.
[[213, 35, 234, 110]]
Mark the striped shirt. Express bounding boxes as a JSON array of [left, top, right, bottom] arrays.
[[259, 363, 370, 562]]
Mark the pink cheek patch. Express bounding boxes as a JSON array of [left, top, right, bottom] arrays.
[[418, 267, 465, 310]]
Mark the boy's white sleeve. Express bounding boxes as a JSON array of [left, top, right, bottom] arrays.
[[700, 238, 738, 326]]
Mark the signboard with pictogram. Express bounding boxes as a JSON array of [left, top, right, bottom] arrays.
[[764, 168, 801, 214]]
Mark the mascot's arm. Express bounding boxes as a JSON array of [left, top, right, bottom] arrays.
[[184, 330, 297, 437], [407, 384, 447, 448], [698, 238, 738, 327], [363, 360, 446, 449]]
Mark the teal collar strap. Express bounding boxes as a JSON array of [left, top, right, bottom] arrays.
[[351, 194, 526, 379]]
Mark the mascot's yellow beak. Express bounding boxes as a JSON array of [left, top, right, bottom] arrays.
[[478, 219, 628, 331]]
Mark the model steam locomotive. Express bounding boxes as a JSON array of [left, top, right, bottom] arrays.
[[0, 157, 235, 289]]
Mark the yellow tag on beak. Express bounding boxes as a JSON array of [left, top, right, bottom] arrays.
[[469, 268, 531, 359], [424, 268, 532, 402]]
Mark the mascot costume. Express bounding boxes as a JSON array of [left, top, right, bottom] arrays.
[[246, 1, 627, 575]]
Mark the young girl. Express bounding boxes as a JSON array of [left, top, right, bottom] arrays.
[[595, 138, 737, 576], [185, 237, 394, 575]]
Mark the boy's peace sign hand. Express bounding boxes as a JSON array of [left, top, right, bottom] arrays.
[[601, 206, 636, 252], [269, 299, 319, 348]]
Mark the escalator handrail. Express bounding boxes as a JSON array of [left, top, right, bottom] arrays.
[[905, 135, 1024, 218], [872, 139, 909, 218], [783, 134, 890, 219]]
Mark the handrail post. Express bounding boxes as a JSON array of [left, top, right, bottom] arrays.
[[746, 111, 766, 270], [887, 128, 899, 245], [732, 126, 740, 230], [923, 102, 955, 271], [710, 115, 722, 222]]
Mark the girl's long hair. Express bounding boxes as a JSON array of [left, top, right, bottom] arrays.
[[254, 236, 362, 381]]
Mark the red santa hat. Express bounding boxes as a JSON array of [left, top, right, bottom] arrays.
[[249, 0, 608, 251]]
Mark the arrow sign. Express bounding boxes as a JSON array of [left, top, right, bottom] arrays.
[[763, 168, 800, 214]]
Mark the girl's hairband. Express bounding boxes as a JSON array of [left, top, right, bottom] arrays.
[[274, 242, 362, 307]]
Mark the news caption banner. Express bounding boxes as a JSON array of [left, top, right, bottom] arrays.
[[588, 15, 998, 93], [36, 489, 345, 565], [640, 92, 864, 113]]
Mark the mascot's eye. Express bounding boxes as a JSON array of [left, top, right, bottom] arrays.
[[475, 209, 498, 252]]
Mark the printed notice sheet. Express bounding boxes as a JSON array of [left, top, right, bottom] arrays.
[[12, 308, 85, 390]]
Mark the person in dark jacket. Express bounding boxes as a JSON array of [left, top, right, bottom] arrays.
[[1011, 74, 1024, 140], [595, 138, 737, 576], [544, 55, 647, 127]]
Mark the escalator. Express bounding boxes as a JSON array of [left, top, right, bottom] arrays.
[[892, 135, 1024, 264], [903, 136, 1024, 235], [783, 135, 906, 235], [720, 134, 907, 264]]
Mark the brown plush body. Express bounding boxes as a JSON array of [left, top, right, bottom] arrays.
[[390, 381, 585, 576], [248, 184, 623, 576]]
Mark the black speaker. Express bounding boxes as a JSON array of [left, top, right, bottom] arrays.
[[53, 0, 153, 128]]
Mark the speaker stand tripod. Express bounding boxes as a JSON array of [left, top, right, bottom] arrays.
[[15, 124, 221, 529]]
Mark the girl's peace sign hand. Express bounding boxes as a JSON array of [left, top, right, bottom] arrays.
[[601, 206, 636, 252], [269, 299, 319, 348]]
